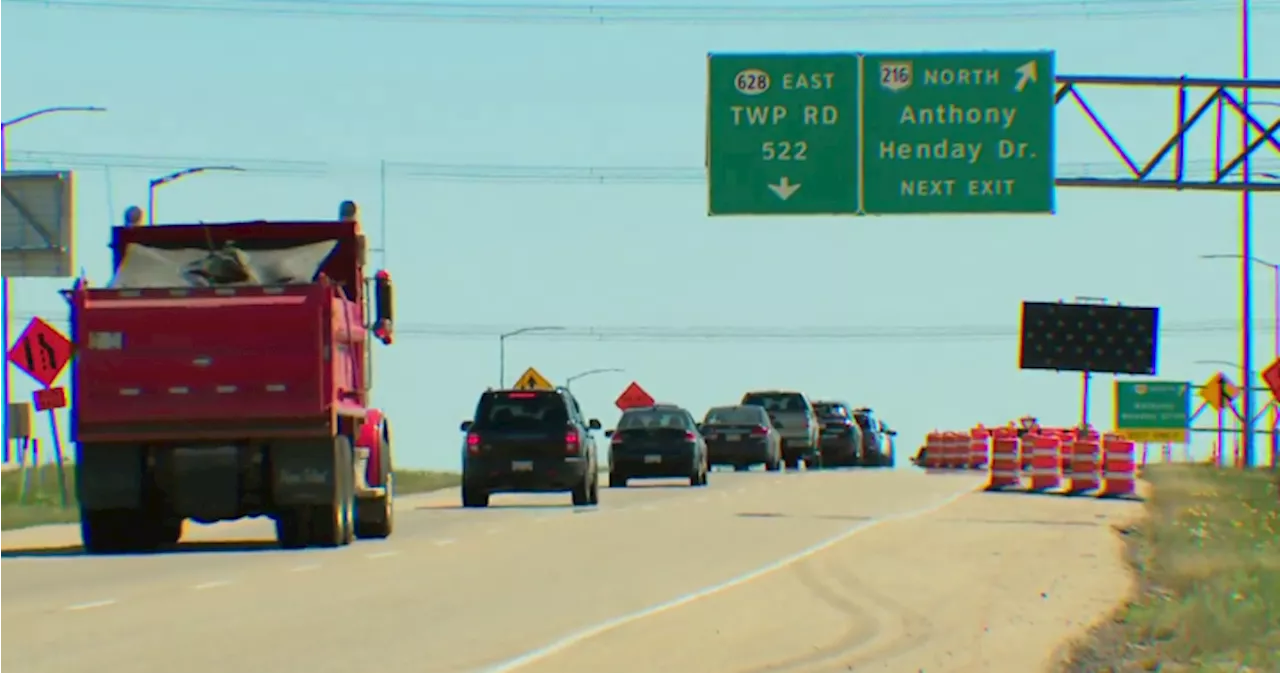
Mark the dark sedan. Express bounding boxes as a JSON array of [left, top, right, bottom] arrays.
[[701, 405, 782, 472]]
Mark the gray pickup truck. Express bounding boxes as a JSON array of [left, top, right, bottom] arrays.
[[740, 390, 821, 470]]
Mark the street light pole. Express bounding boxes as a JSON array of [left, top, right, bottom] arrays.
[[1200, 253, 1280, 468], [497, 326, 565, 387], [563, 368, 624, 391], [147, 166, 246, 225], [1, 105, 107, 463]]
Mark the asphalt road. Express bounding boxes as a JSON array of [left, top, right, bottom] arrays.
[[1, 469, 1140, 673]]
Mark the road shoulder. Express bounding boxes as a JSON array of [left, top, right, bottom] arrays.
[[513, 488, 1143, 673]]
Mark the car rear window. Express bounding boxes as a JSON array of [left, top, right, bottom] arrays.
[[813, 403, 849, 419], [703, 406, 763, 425], [618, 409, 691, 430], [473, 391, 569, 429], [742, 392, 808, 413], [853, 412, 873, 430]]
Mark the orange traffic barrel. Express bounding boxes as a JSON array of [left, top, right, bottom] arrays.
[[1026, 433, 1063, 491], [1098, 435, 1137, 498], [984, 428, 1022, 491], [968, 426, 991, 471], [1066, 436, 1101, 493]]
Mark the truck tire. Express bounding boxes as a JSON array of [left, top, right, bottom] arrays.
[[462, 484, 490, 508], [274, 436, 355, 549], [153, 515, 184, 546], [81, 508, 164, 554], [275, 509, 309, 550], [309, 436, 355, 548], [355, 433, 394, 539]]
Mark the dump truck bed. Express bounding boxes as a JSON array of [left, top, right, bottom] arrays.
[[72, 284, 334, 442]]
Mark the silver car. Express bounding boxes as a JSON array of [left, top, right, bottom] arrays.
[[740, 390, 822, 469]]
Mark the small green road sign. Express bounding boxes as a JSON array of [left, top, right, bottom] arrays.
[[861, 51, 1056, 215], [1114, 380, 1191, 444], [707, 53, 860, 216]]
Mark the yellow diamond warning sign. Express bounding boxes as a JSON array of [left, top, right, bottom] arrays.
[[512, 367, 555, 391]]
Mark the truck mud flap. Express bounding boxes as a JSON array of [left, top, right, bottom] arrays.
[[271, 440, 338, 506], [166, 446, 241, 520], [77, 444, 145, 510]]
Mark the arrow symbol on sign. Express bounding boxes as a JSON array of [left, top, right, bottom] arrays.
[[1014, 60, 1038, 93], [768, 176, 801, 200]]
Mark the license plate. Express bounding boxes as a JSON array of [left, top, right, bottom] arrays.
[[644, 455, 661, 464], [512, 460, 533, 472], [726, 434, 741, 442]]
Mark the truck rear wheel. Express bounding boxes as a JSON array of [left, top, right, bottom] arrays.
[[81, 508, 168, 554], [310, 436, 355, 547], [273, 436, 355, 549]]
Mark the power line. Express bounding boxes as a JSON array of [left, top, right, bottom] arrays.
[[10, 149, 1279, 185], [4, 0, 1270, 25], [7, 313, 1269, 343]]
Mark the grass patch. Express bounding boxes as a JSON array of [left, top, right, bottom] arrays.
[[1, 464, 458, 531], [392, 469, 459, 495], [1060, 464, 1280, 672]]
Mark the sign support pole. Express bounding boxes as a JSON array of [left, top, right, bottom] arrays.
[[48, 407, 68, 508], [1079, 370, 1092, 431]]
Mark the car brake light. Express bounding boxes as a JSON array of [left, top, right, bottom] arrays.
[[683, 430, 697, 442], [611, 433, 625, 444], [751, 425, 769, 436], [506, 392, 537, 399], [565, 430, 580, 454], [466, 432, 481, 454]]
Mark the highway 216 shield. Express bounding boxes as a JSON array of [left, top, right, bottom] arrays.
[[878, 61, 913, 92]]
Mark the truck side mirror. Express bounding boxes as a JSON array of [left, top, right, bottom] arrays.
[[588, 419, 602, 430], [373, 270, 394, 345], [460, 420, 473, 432], [604, 429, 615, 438]]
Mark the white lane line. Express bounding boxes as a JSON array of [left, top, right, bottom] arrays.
[[366, 550, 400, 560], [290, 564, 321, 573], [433, 538, 456, 547], [193, 580, 233, 590], [480, 485, 979, 673], [65, 599, 116, 612]]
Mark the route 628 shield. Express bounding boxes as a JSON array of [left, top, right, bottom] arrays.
[[878, 61, 913, 92]]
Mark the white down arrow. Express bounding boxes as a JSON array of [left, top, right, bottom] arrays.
[[768, 176, 801, 200]]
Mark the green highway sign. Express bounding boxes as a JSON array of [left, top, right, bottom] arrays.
[[862, 51, 1056, 215], [704, 50, 1057, 216], [1114, 380, 1191, 444], [706, 53, 861, 215]]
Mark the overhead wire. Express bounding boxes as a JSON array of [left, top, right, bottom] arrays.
[[9, 150, 1279, 184], [4, 0, 1273, 24]]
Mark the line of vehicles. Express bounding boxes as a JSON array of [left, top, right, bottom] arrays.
[[61, 200, 898, 553], [458, 386, 897, 508]]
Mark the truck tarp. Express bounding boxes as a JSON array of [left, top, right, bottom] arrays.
[[109, 240, 339, 288]]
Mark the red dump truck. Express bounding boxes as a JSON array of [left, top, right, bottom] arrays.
[[65, 201, 397, 553]]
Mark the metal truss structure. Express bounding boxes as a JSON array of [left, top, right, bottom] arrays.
[[1055, 75, 1280, 192]]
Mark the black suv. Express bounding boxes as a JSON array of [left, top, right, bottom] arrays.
[[605, 404, 709, 488], [812, 400, 864, 467], [459, 388, 601, 507]]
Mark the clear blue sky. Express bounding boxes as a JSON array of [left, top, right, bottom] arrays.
[[3, 0, 1279, 468]]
